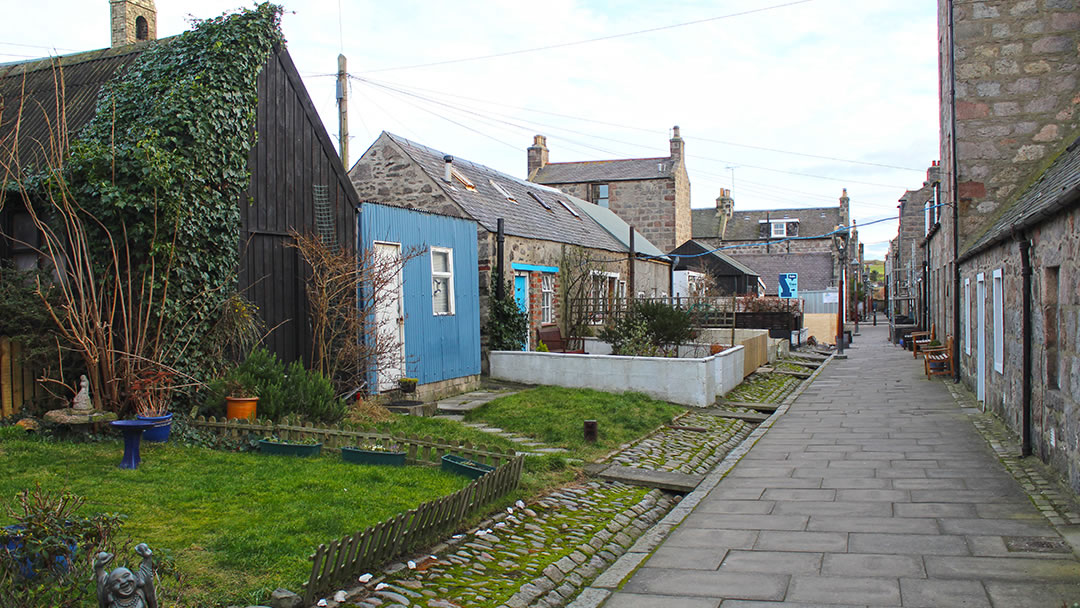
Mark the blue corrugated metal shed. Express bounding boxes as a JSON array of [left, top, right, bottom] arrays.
[[359, 202, 481, 387]]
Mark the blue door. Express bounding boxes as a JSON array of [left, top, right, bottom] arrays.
[[514, 274, 529, 350]]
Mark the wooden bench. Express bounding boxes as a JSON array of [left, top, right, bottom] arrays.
[[923, 335, 954, 378], [537, 325, 584, 353], [912, 324, 937, 358]]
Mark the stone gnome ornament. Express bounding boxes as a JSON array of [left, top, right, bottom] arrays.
[[95, 543, 157, 608]]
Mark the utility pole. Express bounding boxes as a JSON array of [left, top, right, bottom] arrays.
[[337, 54, 349, 167]]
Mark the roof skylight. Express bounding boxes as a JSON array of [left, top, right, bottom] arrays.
[[528, 191, 553, 211], [490, 179, 517, 203], [451, 167, 476, 191]]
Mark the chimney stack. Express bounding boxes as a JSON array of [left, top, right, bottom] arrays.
[[443, 155, 454, 182], [527, 135, 549, 179], [669, 125, 684, 166], [110, 0, 157, 47], [715, 188, 735, 240], [839, 188, 850, 227]]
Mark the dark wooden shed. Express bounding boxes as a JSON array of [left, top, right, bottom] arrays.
[[669, 239, 761, 296], [0, 43, 358, 366]]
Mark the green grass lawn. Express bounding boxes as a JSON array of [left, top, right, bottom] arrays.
[[349, 413, 519, 453], [0, 435, 469, 607], [463, 386, 684, 463]]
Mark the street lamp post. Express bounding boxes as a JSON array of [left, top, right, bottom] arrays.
[[833, 229, 847, 355]]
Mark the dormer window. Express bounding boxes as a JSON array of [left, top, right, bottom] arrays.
[[591, 183, 609, 208], [758, 219, 799, 238], [490, 180, 516, 203]]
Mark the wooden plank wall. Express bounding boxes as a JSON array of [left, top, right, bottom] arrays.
[[741, 333, 770, 378], [239, 48, 358, 365], [0, 336, 43, 417]]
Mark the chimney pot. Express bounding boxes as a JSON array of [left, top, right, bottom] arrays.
[[443, 155, 453, 182]]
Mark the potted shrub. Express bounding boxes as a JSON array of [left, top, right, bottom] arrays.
[[224, 377, 259, 421], [131, 369, 175, 443], [398, 377, 418, 394], [341, 442, 407, 466], [257, 434, 322, 457]]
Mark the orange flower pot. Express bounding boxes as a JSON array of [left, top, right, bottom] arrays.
[[225, 396, 257, 421]]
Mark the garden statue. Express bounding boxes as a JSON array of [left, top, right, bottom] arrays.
[[72, 375, 91, 411], [95, 543, 157, 608]]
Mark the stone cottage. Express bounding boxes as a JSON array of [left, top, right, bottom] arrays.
[[349, 132, 671, 357], [930, 0, 1080, 491], [527, 127, 691, 253]]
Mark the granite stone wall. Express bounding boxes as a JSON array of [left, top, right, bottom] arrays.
[[960, 202, 1080, 493], [941, 0, 1080, 246]]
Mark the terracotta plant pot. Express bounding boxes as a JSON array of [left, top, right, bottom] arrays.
[[225, 396, 257, 421]]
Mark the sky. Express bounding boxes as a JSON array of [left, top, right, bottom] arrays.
[[0, 0, 941, 260]]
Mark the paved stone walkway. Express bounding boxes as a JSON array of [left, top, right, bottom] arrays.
[[599, 324, 1080, 607]]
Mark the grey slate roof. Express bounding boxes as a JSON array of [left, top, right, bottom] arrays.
[[692, 205, 841, 241], [725, 251, 835, 292], [532, 157, 673, 184], [962, 135, 1080, 258], [0, 44, 148, 171], [385, 133, 627, 253], [669, 240, 760, 277], [568, 197, 666, 258]]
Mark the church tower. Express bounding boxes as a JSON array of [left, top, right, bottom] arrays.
[[110, 0, 157, 47]]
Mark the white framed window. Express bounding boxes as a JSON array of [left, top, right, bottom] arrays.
[[771, 222, 786, 238], [431, 247, 455, 315], [964, 277, 971, 355], [993, 268, 1003, 373], [541, 274, 555, 324]]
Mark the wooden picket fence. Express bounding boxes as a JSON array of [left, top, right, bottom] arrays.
[[302, 454, 524, 603], [188, 415, 526, 603], [190, 416, 517, 467]]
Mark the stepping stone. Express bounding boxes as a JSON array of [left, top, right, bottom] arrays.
[[591, 464, 704, 493], [773, 369, 812, 379], [720, 401, 779, 413], [700, 408, 770, 423]]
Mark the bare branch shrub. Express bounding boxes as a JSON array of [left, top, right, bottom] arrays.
[[288, 230, 425, 396]]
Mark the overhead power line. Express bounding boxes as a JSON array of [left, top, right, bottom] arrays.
[[351, 76, 911, 190], [351, 74, 923, 173], [358, 0, 814, 74]]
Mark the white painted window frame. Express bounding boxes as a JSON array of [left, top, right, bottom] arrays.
[[540, 273, 555, 324], [771, 222, 786, 238], [431, 247, 455, 316], [992, 268, 1003, 373], [964, 277, 971, 355]]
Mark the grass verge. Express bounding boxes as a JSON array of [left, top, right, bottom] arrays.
[[464, 386, 683, 463], [0, 435, 469, 607]]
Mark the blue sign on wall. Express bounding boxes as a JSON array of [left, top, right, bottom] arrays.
[[778, 273, 798, 299]]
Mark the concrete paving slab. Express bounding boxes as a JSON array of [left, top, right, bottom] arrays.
[[807, 516, 939, 534], [753, 530, 849, 552], [786, 575, 900, 606], [643, 546, 727, 570], [821, 553, 925, 578], [719, 549, 822, 574], [600, 593, 719, 608], [898, 578, 991, 608], [619, 569, 789, 601]]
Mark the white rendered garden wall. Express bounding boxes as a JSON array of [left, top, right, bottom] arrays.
[[488, 346, 745, 408]]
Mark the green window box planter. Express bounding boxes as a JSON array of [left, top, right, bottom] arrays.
[[441, 454, 495, 479], [258, 439, 322, 457], [341, 447, 407, 466]]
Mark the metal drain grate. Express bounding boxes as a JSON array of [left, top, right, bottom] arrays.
[[1004, 536, 1072, 553]]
